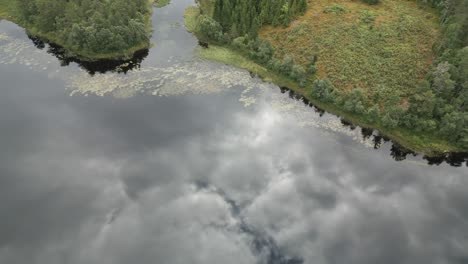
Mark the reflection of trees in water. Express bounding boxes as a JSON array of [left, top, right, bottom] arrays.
[[27, 34, 149, 75], [423, 153, 468, 167], [280, 86, 468, 167], [23, 33, 468, 166]]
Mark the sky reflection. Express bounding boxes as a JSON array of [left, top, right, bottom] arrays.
[[1, 61, 467, 264], [0, 1, 467, 263]]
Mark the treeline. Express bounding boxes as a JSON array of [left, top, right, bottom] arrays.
[[15, 0, 151, 56], [203, 0, 307, 40], [195, 0, 309, 83], [194, 0, 467, 150], [214, 0, 307, 34], [411, 0, 467, 148]]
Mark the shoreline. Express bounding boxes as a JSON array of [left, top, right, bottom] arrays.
[[183, 4, 465, 157], [195, 44, 463, 157]]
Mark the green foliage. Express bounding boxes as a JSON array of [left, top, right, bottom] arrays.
[[342, 89, 367, 114], [154, 0, 171, 8], [279, 55, 295, 75], [439, 112, 467, 141], [366, 105, 380, 123], [212, 0, 307, 36], [382, 113, 399, 129], [361, 0, 380, 5], [432, 61, 456, 99], [360, 10, 375, 25], [251, 39, 275, 63], [457, 47, 468, 91], [307, 64, 317, 75], [414, 0, 468, 147], [197, 15, 225, 43], [311, 79, 335, 102], [12, 0, 151, 56], [184, 6, 200, 33], [323, 5, 346, 14], [232, 36, 248, 50]]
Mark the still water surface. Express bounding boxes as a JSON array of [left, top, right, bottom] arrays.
[[0, 1, 467, 263]]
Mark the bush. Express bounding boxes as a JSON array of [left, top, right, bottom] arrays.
[[342, 89, 367, 114], [198, 15, 225, 43], [323, 5, 346, 14], [279, 55, 295, 75], [232, 36, 248, 50], [311, 79, 335, 101], [267, 58, 282, 71], [307, 64, 317, 75], [254, 40, 275, 63], [360, 10, 376, 25], [381, 105, 405, 129], [382, 113, 399, 128], [366, 105, 380, 123], [439, 111, 466, 139], [290, 65, 307, 86]]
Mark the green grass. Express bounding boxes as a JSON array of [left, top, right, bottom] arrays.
[[197, 45, 299, 88], [0, 0, 19, 21], [184, 6, 200, 33], [154, 0, 171, 8]]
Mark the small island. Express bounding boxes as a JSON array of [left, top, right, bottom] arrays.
[[185, 0, 468, 155], [0, 0, 153, 60]]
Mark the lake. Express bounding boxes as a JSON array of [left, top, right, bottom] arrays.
[[0, 1, 467, 263]]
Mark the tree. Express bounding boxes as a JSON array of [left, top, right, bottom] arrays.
[[366, 105, 380, 123], [198, 15, 224, 43], [311, 79, 335, 101], [457, 47, 468, 90], [279, 55, 295, 75], [382, 113, 399, 129], [432, 62, 456, 98], [343, 89, 367, 114]]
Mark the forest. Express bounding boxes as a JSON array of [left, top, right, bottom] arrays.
[[189, 0, 468, 152], [0, 0, 152, 58]]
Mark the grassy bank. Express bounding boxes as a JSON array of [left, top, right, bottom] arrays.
[[154, 0, 171, 8], [0, 0, 16, 20], [0, 0, 152, 61], [185, 5, 461, 155]]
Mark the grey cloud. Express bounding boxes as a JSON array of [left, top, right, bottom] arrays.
[[1, 16, 468, 264]]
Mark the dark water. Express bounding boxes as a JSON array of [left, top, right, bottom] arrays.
[[0, 1, 467, 264]]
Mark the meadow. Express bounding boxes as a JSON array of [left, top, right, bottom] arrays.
[[260, 0, 440, 100]]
